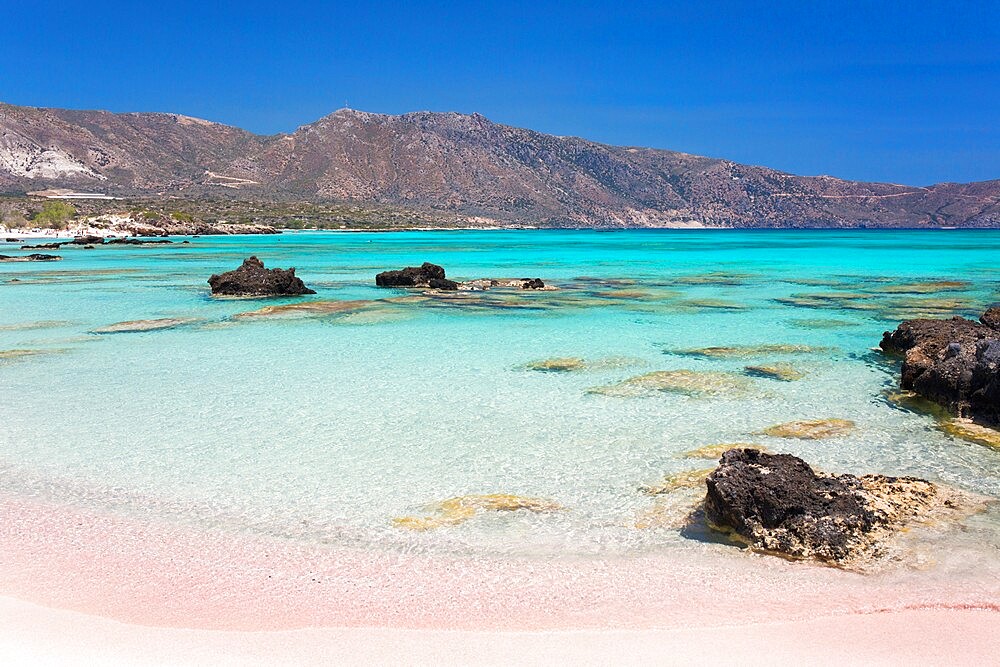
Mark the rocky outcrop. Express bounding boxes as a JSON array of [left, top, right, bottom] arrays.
[[880, 311, 1000, 425], [208, 256, 316, 296], [704, 449, 973, 566], [375, 262, 455, 289]]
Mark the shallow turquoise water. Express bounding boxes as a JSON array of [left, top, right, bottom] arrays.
[[1, 229, 999, 564]]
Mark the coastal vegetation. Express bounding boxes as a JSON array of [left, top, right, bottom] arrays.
[[30, 200, 76, 229], [0, 194, 489, 232]]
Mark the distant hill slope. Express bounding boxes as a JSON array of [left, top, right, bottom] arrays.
[[1, 103, 997, 227]]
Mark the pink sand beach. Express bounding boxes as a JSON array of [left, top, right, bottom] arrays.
[[1, 492, 997, 664]]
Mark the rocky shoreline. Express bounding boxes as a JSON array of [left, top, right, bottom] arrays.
[[0, 217, 278, 239]]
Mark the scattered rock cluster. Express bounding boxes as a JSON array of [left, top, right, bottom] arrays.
[[880, 308, 1000, 426], [208, 256, 316, 296]]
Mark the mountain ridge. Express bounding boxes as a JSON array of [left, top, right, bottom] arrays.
[[1, 102, 997, 228]]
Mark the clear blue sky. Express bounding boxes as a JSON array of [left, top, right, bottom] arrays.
[[2, 1, 997, 185]]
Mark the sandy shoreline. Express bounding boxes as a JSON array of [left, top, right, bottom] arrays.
[[1, 596, 997, 666]]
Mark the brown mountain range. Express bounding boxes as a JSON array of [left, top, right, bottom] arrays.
[[1, 102, 997, 227]]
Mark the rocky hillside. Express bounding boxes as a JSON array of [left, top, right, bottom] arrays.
[[1, 103, 997, 227]]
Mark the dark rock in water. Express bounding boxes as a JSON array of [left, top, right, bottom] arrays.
[[5, 237, 20, 242], [21, 242, 64, 250], [375, 262, 448, 288], [208, 256, 316, 296], [428, 277, 459, 290], [981, 306, 1000, 330], [704, 449, 965, 566], [70, 235, 104, 245], [83, 245, 95, 249], [880, 313, 999, 425], [0, 253, 61, 262], [521, 278, 545, 289], [181, 240, 191, 244]]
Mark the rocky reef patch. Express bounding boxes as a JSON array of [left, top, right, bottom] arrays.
[[760, 418, 856, 439], [587, 370, 755, 398], [91, 318, 196, 334]]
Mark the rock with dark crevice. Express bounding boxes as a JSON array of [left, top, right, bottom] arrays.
[[208, 256, 316, 296], [703, 449, 971, 566]]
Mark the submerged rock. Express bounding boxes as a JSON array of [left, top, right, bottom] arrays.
[[524, 356, 644, 373], [761, 418, 855, 439], [208, 256, 316, 296], [91, 318, 195, 334], [704, 449, 979, 566], [375, 262, 450, 288], [880, 311, 999, 426], [787, 318, 857, 329], [640, 468, 714, 495], [392, 494, 562, 531], [673, 298, 749, 312], [744, 363, 806, 381], [634, 489, 704, 530], [674, 271, 752, 286], [882, 280, 971, 294], [525, 357, 586, 372], [233, 299, 376, 319], [0, 348, 65, 360], [667, 344, 826, 358], [939, 418, 1000, 450], [587, 370, 754, 398]]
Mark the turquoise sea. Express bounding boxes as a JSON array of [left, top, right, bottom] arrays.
[[1, 229, 999, 618]]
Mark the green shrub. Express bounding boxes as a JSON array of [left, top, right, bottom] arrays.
[[32, 201, 76, 229]]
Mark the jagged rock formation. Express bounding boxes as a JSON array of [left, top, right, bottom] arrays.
[[704, 448, 975, 566], [880, 310, 1000, 426], [208, 256, 315, 296], [1, 103, 997, 228]]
